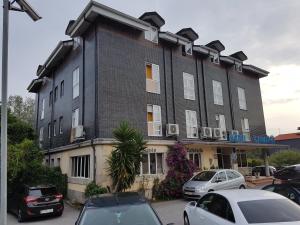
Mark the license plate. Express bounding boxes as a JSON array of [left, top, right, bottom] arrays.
[[185, 191, 194, 195], [40, 209, 53, 214]]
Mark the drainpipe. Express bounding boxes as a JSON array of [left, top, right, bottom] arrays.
[[195, 58, 202, 127], [226, 68, 235, 129], [162, 46, 169, 124], [200, 59, 209, 127], [91, 139, 96, 182]]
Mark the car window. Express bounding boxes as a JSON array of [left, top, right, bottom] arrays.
[[263, 185, 275, 192], [192, 171, 216, 181], [275, 186, 297, 202], [226, 171, 239, 180], [232, 171, 241, 178], [218, 171, 227, 182], [238, 199, 300, 223], [199, 194, 235, 223], [78, 203, 161, 225], [29, 187, 57, 197]]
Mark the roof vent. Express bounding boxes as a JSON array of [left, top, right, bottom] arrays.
[[176, 28, 199, 42], [230, 51, 248, 61], [206, 40, 225, 52], [139, 12, 165, 28], [65, 20, 76, 35]]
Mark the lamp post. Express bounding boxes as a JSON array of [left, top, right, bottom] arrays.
[[1, 1, 41, 224]]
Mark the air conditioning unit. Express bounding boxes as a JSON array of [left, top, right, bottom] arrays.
[[201, 127, 213, 139], [70, 125, 85, 143], [230, 130, 239, 136], [166, 124, 179, 136], [213, 128, 222, 139]]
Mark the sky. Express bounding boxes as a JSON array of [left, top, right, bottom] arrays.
[[0, 0, 299, 136]]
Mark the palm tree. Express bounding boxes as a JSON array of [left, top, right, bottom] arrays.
[[107, 121, 147, 192]]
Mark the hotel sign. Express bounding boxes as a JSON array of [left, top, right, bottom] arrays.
[[229, 134, 275, 144]]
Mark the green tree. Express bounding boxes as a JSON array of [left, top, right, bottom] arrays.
[[8, 95, 35, 125], [107, 122, 147, 192], [269, 150, 300, 167]]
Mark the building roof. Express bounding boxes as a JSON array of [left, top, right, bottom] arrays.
[[276, 133, 300, 141], [176, 28, 199, 42], [205, 40, 225, 52], [230, 51, 248, 61], [139, 11, 165, 28]]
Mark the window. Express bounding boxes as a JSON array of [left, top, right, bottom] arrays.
[[72, 108, 79, 128], [53, 120, 57, 136], [54, 86, 58, 102], [184, 43, 193, 55], [73, 67, 80, 99], [60, 80, 64, 97], [147, 105, 162, 136], [141, 153, 163, 175], [39, 127, 44, 141], [59, 116, 63, 134], [57, 158, 61, 168], [189, 153, 201, 168], [146, 63, 160, 94], [186, 110, 198, 138], [241, 118, 250, 141], [50, 158, 54, 167], [49, 91, 53, 106], [237, 87, 247, 110], [209, 52, 220, 64], [216, 114, 226, 131], [183, 72, 195, 100], [71, 155, 90, 178], [41, 99, 45, 120], [145, 27, 158, 43], [226, 171, 240, 180], [235, 62, 243, 72], [48, 123, 51, 139], [217, 171, 227, 182], [213, 80, 223, 105]]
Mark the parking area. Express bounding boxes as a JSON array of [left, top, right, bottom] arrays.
[[7, 199, 187, 225]]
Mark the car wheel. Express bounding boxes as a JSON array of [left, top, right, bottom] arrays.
[[56, 211, 63, 217], [184, 214, 190, 225], [17, 209, 25, 223], [239, 185, 246, 189]]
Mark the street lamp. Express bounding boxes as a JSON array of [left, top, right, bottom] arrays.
[[1, 1, 41, 224]]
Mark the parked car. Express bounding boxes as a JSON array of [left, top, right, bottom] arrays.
[[75, 192, 173, 225], [252, 165, 276, 176], [183, 189, 300, 225], [274, 164, 300, 180], [8, 184, 64, 222], [262, 182, 300, 204], [182, 169, 246, 199]]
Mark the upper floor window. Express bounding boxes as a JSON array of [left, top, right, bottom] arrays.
[[53, 120, 57, 137], [72, 108, 79, 128], [146, 63, 160, 94], [212, 80, 223, 105], [48, 123, 51, 139], [73, 68, 79, 99], [183, 72, 195, 100], [49, 91, 53, 106], [147, 104, 162, 136], [71, 155, 90, 178], [59, 116, 63, 134], [237, 87, 247, 110], [41, 99, 45, 120], [141, 152, 163, 175], [145, 27, 158, 43], [216, 114, 226, 131], [54, 86, 58, 102], [186, 110, 198, 138], [209, 52, 220, 64], [241, 118, 250, 141], [39, 127, 44, 141], [235, 62, 243, 72], [60, 80, 64, 97], [184, 43, 193, 55]]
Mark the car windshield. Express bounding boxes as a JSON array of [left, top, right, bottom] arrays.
[[29, 187, 57, 197], [79, 203, 161, 225], [192, 171, 216, 181], [238, 199, 300, 223]]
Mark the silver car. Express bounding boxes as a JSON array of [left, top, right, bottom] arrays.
[[183, 169, 246, 199]]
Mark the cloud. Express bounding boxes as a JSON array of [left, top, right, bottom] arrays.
[[263, 98, 299, 105]]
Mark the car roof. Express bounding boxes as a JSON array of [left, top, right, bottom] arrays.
[[85, 192, 147, 208], [213, 189, 285, 203], [25, 184, 56, 189]]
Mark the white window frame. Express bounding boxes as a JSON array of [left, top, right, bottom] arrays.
[[59, 116, 63, 134], [235, 62, 243, 72], [185, 43, 193, 55], [183, 72, 195, 100], [71, 155, 90, 179], [186, 110, 198, 138], [39, 127, 44, 141], [141, 152, 164, 175], [72, 67, 80, 99], [237, 87, 247, 110], [41, 99, 45, 120], [241, 118, 250, 141], [72, 108, 79, 128], [188, 152, 202, 168], [53, 120, 56, 137], [145, 27, 158, 44], [216, 114, 226, 131], [147, 105, 162, 136], [146, 63, 160, 94], [212, 80, 224, 105], [48, 123, 51, 139], [209, 52, 220, 64]]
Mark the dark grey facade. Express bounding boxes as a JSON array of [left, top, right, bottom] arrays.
[[28, 1, 268, 151]]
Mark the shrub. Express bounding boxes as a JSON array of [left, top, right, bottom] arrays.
[[247, 158, 264, 167], [269, 150, 300, 167], [85, 182, 108, 198], [153, 142, 196, 200]]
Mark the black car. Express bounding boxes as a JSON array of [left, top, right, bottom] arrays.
[[274, 164, 300, 180], [262, 182, 300, 204], [75, 192, 173, 225], [8, 184, 64, 222]]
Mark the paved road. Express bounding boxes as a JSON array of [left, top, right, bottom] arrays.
[[8, 200, 187, 225]]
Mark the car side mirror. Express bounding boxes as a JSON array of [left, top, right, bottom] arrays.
[[189, 201, 197, 207]]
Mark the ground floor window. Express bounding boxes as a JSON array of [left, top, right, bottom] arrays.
[[71, 155, 90, 178], [188, 153, 202, 169], [237, 150, 248, 167], [141, 153, 163, 175]]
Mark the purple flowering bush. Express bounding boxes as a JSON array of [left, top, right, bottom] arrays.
[[153, 142, 196, 200]]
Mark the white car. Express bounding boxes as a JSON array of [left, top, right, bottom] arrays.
[[184, 189, 300, 225], [182, 169, 246, 199]]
